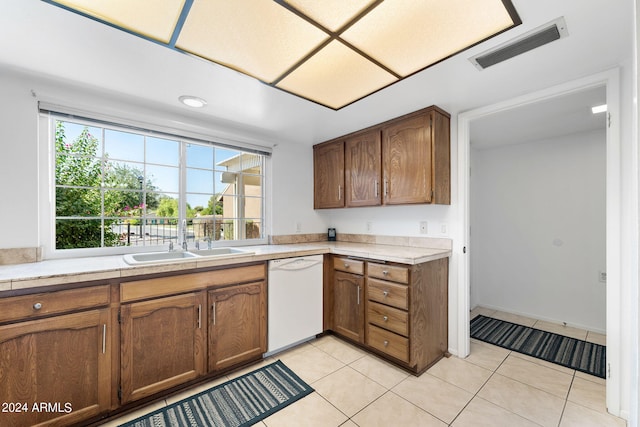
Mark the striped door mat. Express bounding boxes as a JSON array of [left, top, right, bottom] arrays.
[[470, 315, 606, 378], [119, 360, 313, 427]]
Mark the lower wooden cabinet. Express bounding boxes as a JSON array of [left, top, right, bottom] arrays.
[[120, 292, 206, 404], [0, 308, 111, 427], [328, 256, 448, 374], [332, 271, 365, 344], [208, 281, 267, 372]]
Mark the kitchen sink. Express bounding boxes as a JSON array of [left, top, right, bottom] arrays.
[[123, 251, 198, 265], [123, 247, 254, 265], [190, 247, 254, 257]]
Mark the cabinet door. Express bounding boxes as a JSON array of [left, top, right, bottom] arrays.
[[314, 141, 345, 209], [382, 112, 433, 205], [120, 292, 206, 404], [209, 281, 266, 372], [333, 271, 365, 343], [0, 309, 111, 427], [345, 130, 382, 207]]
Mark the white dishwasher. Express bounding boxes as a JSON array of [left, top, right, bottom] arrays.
[[267, 255, 323, 355]]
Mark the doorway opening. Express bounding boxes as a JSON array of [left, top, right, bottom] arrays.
[[457, 69, 621, 415]]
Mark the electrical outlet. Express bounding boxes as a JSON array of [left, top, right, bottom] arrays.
[[440, 223, 448, 235], [599, 271, 607, 283], [366, 221, 372, 233], [295, 222, 302, 233], [419, 221, 428, 234]]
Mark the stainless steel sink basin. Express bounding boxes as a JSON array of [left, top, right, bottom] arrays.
[[190, 247, 254, 257], [123, 251, 198, 265], [123, 247, 254, 265]]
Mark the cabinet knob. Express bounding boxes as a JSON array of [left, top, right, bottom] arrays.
[[382, 290, 389, 297], [383, 315, 388, 322], [382, 270, 389, 275], [383, 340, 389, 347], [33, 302, 42, 310], [344, 263, 349, 268]]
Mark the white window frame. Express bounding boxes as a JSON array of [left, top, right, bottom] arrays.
[[38, 106, 270, 260]]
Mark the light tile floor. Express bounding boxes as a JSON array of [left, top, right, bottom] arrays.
[[103, 308, 626, 427]]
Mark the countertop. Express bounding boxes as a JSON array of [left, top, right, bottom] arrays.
[[0, 242, 451, 293]]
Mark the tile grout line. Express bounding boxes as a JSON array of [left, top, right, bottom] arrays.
[[557, 373, 577, 427], [447, 348, 514, 426]]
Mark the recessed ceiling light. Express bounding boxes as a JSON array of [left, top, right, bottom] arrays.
[[591, 104, 607, 114], [179, 95, 207, 108]]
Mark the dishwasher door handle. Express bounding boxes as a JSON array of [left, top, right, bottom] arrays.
[[269, 258, 322, 271]]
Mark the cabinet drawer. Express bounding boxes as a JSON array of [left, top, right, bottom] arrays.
[[367, 324, 409, 362], [0, 285, 110, 323], [368, 263, 408, 284], [367, 301, 408, 336], [367, 278, 408, 310], [333, 257, 364, 275]]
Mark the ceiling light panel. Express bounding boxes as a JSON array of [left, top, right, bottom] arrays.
[[341, 0, 518, 77], [45, 0, 520, 109], [276, 40, 397, 109], [283, 0, 379, 32], [52, 0, 185, 43], [176, 0, 329, 83]]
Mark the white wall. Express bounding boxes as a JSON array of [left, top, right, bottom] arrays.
[[269, 141, 326, 235], [0, 70, 39, 248], [470, 130, 606, 332]]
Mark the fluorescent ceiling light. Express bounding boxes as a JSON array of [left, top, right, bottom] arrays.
[[591, 104, 607, 114], [44, 0, 521, 109], [51, 0, 186, 43], [179, 95, 207, 108]]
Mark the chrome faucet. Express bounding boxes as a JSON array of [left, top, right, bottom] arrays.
[[168, 241, 174, 252], [181, 219, 188, 251]]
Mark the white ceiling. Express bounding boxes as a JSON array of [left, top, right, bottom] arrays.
[[471, 85, 607, 149], [0, 0, 633, 147]]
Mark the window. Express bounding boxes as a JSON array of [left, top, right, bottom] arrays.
[[50, 115, 267, 253]]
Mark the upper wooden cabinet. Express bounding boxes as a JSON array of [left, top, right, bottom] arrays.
[[345, 130, 382, 207], [313, 105, 450, 209], [313, 140, 345, 209], [383, 109, 449, 205]]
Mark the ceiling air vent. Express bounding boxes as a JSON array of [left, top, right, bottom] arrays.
[[470, 17, 568, 70]]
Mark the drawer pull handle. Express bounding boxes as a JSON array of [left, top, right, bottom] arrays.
[[344, 263, 349, 268], [382, 290, 389, 297], [382, 270, 389, 275], [33, 302, 43, 310], [383, 340, 389, 347], [383, 315, 389, 322]]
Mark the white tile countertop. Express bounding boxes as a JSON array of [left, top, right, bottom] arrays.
[[0, 241, 451, 292]]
